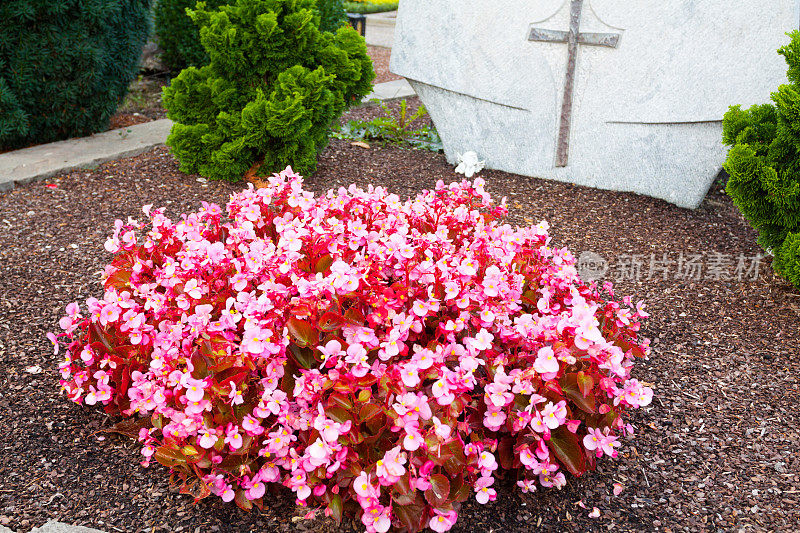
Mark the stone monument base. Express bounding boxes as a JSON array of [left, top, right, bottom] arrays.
[[412, 80, 725, 209]]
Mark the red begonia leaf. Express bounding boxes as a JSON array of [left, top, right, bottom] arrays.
[[549, 426, 587, 476]]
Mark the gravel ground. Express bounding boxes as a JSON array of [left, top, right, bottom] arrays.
[[367, 45, 402, 84], [0, 99, 799, 532]]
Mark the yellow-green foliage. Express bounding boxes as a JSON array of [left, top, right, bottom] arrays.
[[723, 31, 800, 288], [162, 0, 374, 181]]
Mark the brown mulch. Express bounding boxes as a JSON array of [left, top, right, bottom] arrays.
[[368, 45, 402, 84], [1, 99, 799, 532], [107, 113, 152, 130]]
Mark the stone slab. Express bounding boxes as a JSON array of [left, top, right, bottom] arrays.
[[28, 521, 106, 533], [0, 525, 13, 533], [390, 0, 800, 208], [0, 119, 173, 191], [365, 12, 396, 48], [363, 78, 415, 102]]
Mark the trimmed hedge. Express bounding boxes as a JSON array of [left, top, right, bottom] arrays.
[[155, 0, 348, 71], [723, 31, 800, 289], [342, 0, 398, 14], [0, 0, 153, 150], [162, 0, 374, 181]]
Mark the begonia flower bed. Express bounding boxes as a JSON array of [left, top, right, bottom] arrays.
[[51, 169, 652, 532]]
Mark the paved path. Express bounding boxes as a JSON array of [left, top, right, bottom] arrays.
[[364, 11, 397, 48], [0, 79, 414, 193]]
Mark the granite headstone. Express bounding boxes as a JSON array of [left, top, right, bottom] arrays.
[[390, 0, 799, 208]]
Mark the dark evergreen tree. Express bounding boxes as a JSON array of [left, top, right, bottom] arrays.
[[155, 0, 230, 71], [162, 0, 374, 181], [723, 31, 800, 289], [0, 0, 153, 150]]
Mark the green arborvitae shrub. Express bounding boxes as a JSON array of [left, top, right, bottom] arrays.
[[0, 0, 153, 151], [723, 31, 800, 289], [154, 0, 231, 71], [156, 0, 347, 71], [162, 0, 374, 181]]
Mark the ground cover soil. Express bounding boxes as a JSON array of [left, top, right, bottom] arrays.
[[0, 99, 798, 532]]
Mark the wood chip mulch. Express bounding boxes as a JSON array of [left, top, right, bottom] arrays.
[[1, 100, 798, 532], [367, 45, 402, 85]]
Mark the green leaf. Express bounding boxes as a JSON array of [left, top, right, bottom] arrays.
[[234, 489, 253, 511], [549, 426, 587, 476], [287, 317, 316, 347], [154, 445, 187, 468], [288, 344, 317, 370], [325, 406, 351, 424], [577, 371, 595, 397], [560, 373, 596, 413], [327, 392, 353, 411], [315, 254, 334, 274], [327, 494, 343, 525], [393, 494, 427, 532], [359, 403, 382, 421], [425, 474, 450, 506], [318, 311, 345, 332], [448, 475, 470, 503]]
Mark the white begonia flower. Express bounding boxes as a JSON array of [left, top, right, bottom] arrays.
[[454, 151, 485, 178]]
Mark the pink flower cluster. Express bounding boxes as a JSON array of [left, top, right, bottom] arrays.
[[52, 168, 652, 532]]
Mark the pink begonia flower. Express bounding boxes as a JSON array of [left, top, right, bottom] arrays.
[[539, 471, 566, 488], [431, 416, 451, 440], [241, 414, 264, 436], [477, 450, 498, 475], [541, 400, 568, 430], [241, 327, 275, 355], [46, 332, 59, 354], [353, 471, 378, 499], [466, 328, 494, 352], [517, 479, 537, 493], [533, 346, 560, 375], [483, 407, 507, 431], [224, 425, 243, 450], [519, 446, 538, 469], [474, 475, 497, 504], [317, 339, 345, 363], [198, 430, 218, 449], [183, 377, 206, 402], [400, 364, 421, 387], [220, 485, 235, 502], [432, 378, 455, 405], [402, 427, 423, 451], [361, 504, 391, 533], [429, 510, 458, 532], [245, 476, 266, 500], [376, 446, 406, 482], [616, 378, 653, 408], [228, 381, 244, 405]]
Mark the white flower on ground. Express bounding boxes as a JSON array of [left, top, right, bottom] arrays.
[[454, 151, 485, 178]]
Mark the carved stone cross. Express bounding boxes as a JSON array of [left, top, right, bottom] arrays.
[[529, 0, 621, 167]]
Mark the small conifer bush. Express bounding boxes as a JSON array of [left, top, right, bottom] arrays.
[[162, 0, 373, 182], [156, 0, 347, 71], [0, 0, 153, 150], [723, 31, 800, 289]]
